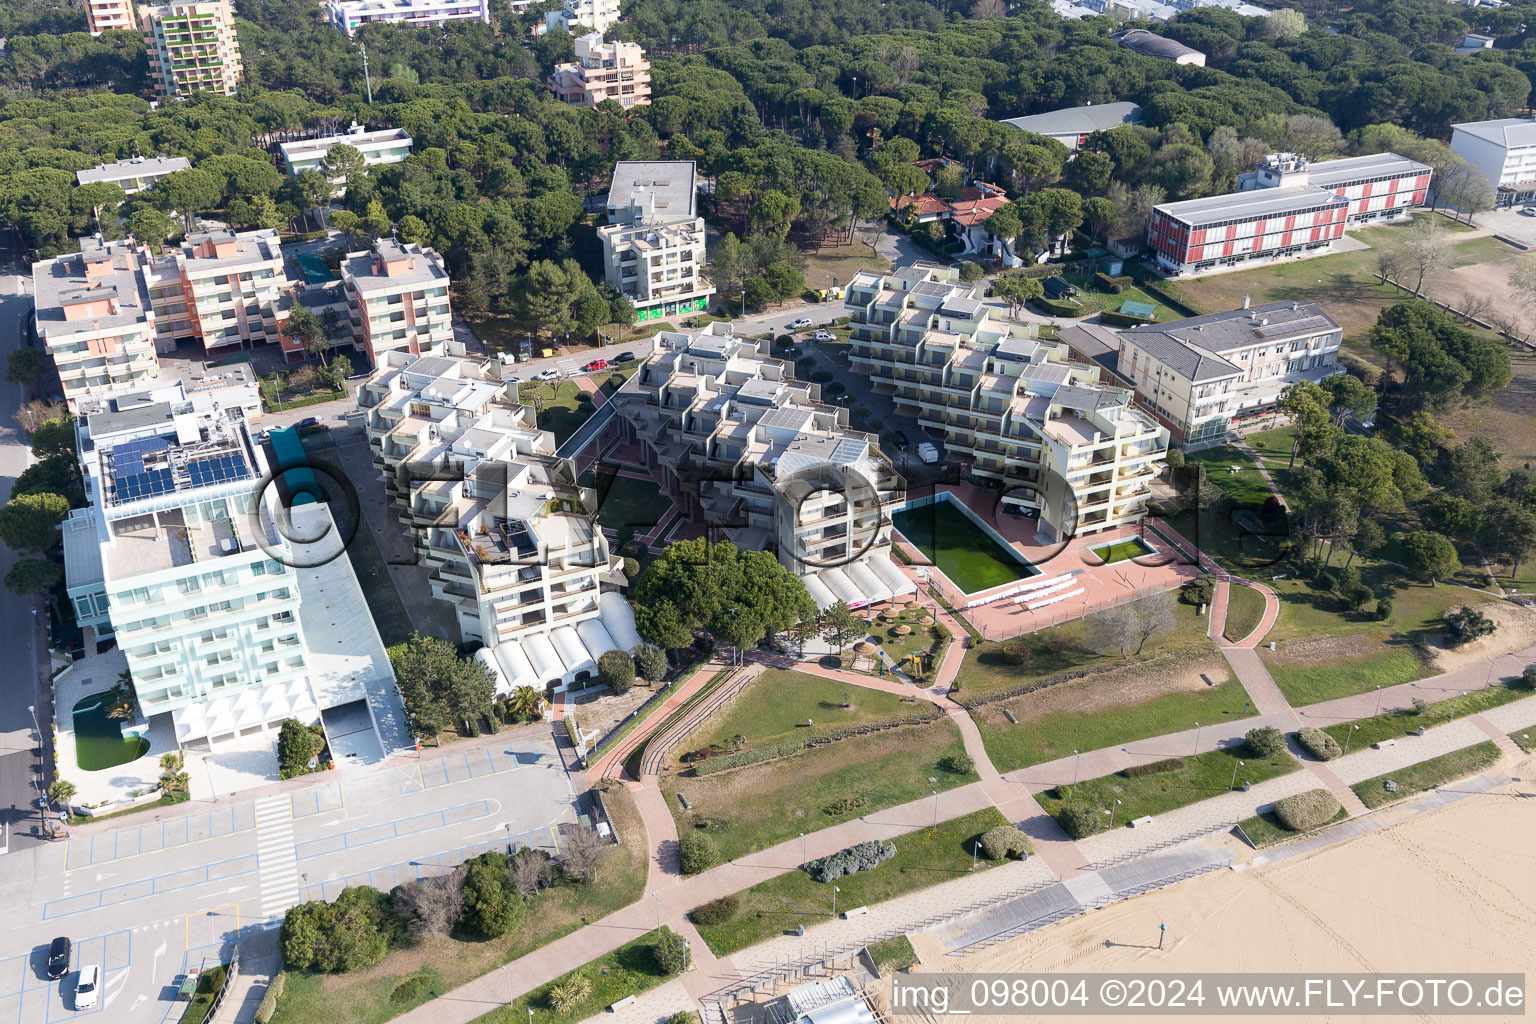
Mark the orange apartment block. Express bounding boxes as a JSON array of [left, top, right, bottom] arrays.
[[86, 0, 138, 35], [547, 32, 650, 109], [143, 229, 292, 356]]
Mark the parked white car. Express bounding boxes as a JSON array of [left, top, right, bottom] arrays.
[[785, 317, 813, 330], [531, 369, 561, 381], [75, 966, 100, 1010], [812, 330, 837, 342]]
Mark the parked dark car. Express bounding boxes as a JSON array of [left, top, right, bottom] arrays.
[[892, 431, 911, 450], [295, 416, 319, 429], [612, 351, 636, 363], [1042, 276, 1078, 300], [47, 937, 70, 979]]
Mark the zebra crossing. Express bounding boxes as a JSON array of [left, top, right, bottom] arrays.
[[255, 795, 302, 918]]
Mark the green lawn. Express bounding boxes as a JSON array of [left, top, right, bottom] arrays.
[[519, 381, 597, 445], [954, 595, 1215, 702], [663, 718, 976, 862], [1322, 683, 1532, 752], [691, 808, 1010, 956], [1060, 268, 1182, 321], [1222, 583, 1269, 644], [1037, 746, 1300, 835], [1511, 729, 1536, 753], [1264, 648, 1428, 707], [469, 929, 677, 1024], [1185, 445, 1276, 505], [974, 678, 1254, 774], [272, 788, 649, 1024], [592, 472, 673, 535], [1350, 741, 1502, 809], [1236, 805, 1349, 848], [682, 670, 924, 758]]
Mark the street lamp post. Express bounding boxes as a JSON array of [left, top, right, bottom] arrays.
[[931, 789, 938, 828], [1072, 749, 1081, 786], [26, 705, 44, 826], [1485, 656, 1496, 690], [1342, 723, 1360, 756], [1229, 759, 1244, 791], [800, 832, 806, 863], [1108, 798, 1122, 829], [1193, 721, 1201, 755], [654, 891, 661, 928], [1374, 684, 1383, 718], [832, 885, 840, 919]]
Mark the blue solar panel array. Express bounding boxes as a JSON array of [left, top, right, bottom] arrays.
[[115, 467, 175, 501], [108, 435, 171, 477], [187, 453, 248, 486]]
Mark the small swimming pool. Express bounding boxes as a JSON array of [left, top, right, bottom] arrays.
[[1089, 536, 1156, 564], [72, 690, 150, 772], [892, 495, 1037, 594], [295, 253, 332, 285]]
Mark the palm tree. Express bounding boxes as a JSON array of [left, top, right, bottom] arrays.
[[506, 685, 542, 721], [48, 778, 76, 805], [106, 671, 137, 720]]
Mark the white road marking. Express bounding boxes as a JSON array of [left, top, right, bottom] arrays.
[[254, 796, 302, 918]]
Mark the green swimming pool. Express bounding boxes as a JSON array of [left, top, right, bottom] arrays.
[[892, 497, 1036, 594], [73, 690, 150, 772], [1089, 536, 1156, 564]]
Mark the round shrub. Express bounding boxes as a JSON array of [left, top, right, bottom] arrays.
[[999, 642, 1030, 666], [977, 825, 1031, 860], [1296, 726, 1341, 761], [198, 965, 228, 995], [1058, 802, 1104, 839], [668, 1013, 699, 1024], [389, 974, 436, 1006], [678, 831, 719, 875], [598, 650, 635, 694], [690, 895, 740, 927], [652, 927, 689, 974], [622, 556, 640, 579], [1520, 665, 1536, 690], [1245, 725, 1287, 758], [939, 752, 975, 774], [460, 852, 525, 939], [577, 390, 593, 404], [1271, 789, 1343, 831]]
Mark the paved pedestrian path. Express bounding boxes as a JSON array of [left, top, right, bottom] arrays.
[[1221, 647, 1298, 719], [584, 659, 731, 781]]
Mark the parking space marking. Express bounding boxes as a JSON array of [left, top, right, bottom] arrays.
[[290, 780, 345, 820], [292, 800, 494, 862], [395, 747, 530, 796], [184, 906, 240, 953], [44, 856, 258, 920], [64, 802, 257, 872]]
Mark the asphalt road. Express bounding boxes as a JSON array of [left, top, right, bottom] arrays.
[[0, 274, 49, 859], [0, 727, 577, 1022]]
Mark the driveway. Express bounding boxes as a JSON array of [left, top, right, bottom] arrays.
[[1471, 206, 1536, 248]]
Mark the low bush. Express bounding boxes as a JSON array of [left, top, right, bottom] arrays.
[[1121, 757, 1185, 778], [1246, 726, 1287, 757], [652, 926, 690, 974], [689, 895, 740, 927], [691, 738, 803, 775], [1058, 802, 1104, 839], [977, 825, 1031, 860], [1443, 605, 1495, 647], [1181, 575, 1217, 607], [939, 752, 975, 774], [198, 965, 228, 995], [1000, 642, 1030, 666], [802, 840, 897, 883], [678, 831, 719, 875], [548, 973, 593, 1014], [1520, 665, 1536, 690], [1093, 271, 1130, 293], [254, 971, 286, 1024], [822, 794, 867, 815], [389, 973, 435, 1006], [1296, 726, 1341, 761], [1271, 789, 1343, 831], [668, 1013, 700, 1024]]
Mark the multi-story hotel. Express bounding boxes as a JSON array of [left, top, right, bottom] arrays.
[[1063, 301, 1343, 449], [1450, 117, 1536, 206], [1147, 187, 1351, 277], [326, 0, 489, 34], [76, 156, 189, 194], [1237, 152, 1433, 225], [278, 124, 413, 181], [33, 237, 161, 409], [140, 0, 243, 98], [548, 32, 651, 109], [62, 393, 404, 751], [844, 265, 1168, 540], [599, 161, 712, 324], [143, 228, 292, 357], [557, 0, 621, 32], [609, 322, 916, 610], [358, 350, 641, 693], [86, 0, 138, 34]]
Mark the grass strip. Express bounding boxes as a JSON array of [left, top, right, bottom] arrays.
[[468, 929, 677, 1024], [1236, 806, 1349, 848], [1323, 683, 1531, 753], [1350, 741, 1502, 810]]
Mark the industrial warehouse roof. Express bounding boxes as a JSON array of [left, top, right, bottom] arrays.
[[1451, 117, 1536, 149], [1001, 102, 1143, 137]]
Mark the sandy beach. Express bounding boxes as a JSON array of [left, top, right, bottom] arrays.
[[890, 771, 1536, 1023]]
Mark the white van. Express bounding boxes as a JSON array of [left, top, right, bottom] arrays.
[[916, 443, 939, 464]]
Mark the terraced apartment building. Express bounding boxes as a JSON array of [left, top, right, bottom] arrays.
[[358, 350, 641, 693], [844, 264, 1169, 541], [609, 322, 916, 610]]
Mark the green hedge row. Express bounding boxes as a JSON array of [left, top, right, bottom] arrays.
[[690, 739, 804, 776], [1033, 297, 1083, 317]]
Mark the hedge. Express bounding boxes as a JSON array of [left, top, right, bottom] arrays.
[[994, 263, 1069, 281], [689, 895, 739, 927], [1122, 757, 1184, 778], [1272, 789, 1343, 831], [1094, 271, 1130, 293], [1098, 310, 1157, 327], [802, 840, 897, 882], [1033, 296, 1083, 317], [1296, 726, 1341, 761], [690, 738, 804, 776]]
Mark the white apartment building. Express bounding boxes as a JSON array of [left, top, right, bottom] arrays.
[[1064, 300, 1343, 449], [600, 161, 712, 325], [609, 322, 916, 610], [278, 124, 413, 181], [143, 228, 293, 357], [326, 0, 489, 35], [844, 264, 1169, 540], [1450, 117, 1536, 206], [63, 396, 405, 752], [555, 0, 621, 32], [358, 350, 640, 693], [33, 237, 160, 409], [76, 155, 191, 194], [548, 32, 651, 109]]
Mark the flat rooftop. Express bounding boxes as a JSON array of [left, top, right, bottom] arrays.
[[1155, 185, 1349, 228], [280, 128, 411, 161], [76, 156, 190, 185], [607, 161, 696, 220]]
